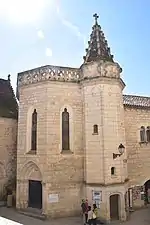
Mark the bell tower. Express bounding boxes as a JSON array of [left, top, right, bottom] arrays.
[[81, 14, 128, 222]]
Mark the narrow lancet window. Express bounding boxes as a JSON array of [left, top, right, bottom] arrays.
[[31, 109, 37, 151], [140, 126, 145, 142], [62, 108, 70, 150], [146, 126, 150, 142]]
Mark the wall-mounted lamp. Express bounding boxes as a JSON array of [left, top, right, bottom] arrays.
[[113, 143, 125, 159]]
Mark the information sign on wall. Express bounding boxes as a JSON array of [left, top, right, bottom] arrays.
[[92, 190, 102, 209], [48, 194, 59, 203]]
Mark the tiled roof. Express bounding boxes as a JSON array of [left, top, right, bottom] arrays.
[[0, 78, 18, 119], [123, 94, 150, 108]]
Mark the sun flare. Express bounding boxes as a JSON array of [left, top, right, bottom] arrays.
[[0, 0, 48, 24]]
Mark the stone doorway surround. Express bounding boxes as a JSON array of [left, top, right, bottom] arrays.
[[109, 194, 120, 220], [144, 180, 150, 204], [16, 161, 46, 214], [0, 162, 6, 200]]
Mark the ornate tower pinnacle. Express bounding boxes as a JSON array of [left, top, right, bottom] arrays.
[[83, 14, 114, 63], [93, 13, 99, 25], [8, 74, 11, 82]]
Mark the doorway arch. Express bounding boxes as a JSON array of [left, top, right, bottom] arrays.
[[110, 194, 120, 220], [144, 180, 150, 204], [19, 161, 43, 209]]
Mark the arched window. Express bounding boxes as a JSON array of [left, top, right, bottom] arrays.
[[111, 167, 115, 176], [140, 126, 145, 142], [62, 108, 70, 150], [146, 126, 150, 142], [31, 109, 37, 151], [93, 124, 98, 134]]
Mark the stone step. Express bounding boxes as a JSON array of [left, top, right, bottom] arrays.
[[0, 201, 6, 207], [97, 219, 105, 224], [18, 208, 47, 221]]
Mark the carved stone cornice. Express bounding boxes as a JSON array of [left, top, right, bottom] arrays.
[[97, 61, 122, 78], [80, 60, 122, 81], [17, 65, 80, 87]]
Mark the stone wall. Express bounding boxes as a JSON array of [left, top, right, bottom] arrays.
[[83, 79, 127, 184], [124, 106, 150, 207], [81, 61, 128, 222], [81, 59, 127, 186], [86, 183, 128, 221], [0, 117, 17, 199], [17, 81, 83, 217], [46, 82, 83, 217]]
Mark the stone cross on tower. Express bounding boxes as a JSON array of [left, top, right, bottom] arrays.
[[8, 74, 11, 82], [93, 13, 99, 24]]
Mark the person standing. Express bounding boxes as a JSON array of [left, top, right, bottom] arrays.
[[92, 204, 98, 225], [85, 199, 89, 224], [81, 199, 87, 225], [87, 206, 93, 225]]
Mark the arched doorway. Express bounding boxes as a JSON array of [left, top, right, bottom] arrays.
[[144, 180, 150, 204], [20, 161, 42, 209], [110, 194, 120, 220], [0, 163, 6, 200]]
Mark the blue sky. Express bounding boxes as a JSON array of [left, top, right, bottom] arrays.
[[0, 0, 149, 96]]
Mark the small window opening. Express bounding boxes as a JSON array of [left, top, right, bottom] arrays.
[[146, 126, 150, 142], [111, 167, 115, 176], [93, 124, 98, 134], [140, 126, 145, 142]]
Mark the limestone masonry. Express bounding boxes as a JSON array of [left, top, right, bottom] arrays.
[[1, 14, 150, 223], [0, 77, 18, 201]]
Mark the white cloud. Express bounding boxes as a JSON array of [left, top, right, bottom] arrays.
[[37, 29, 45, 39], [62, 18, 85, 41], [56, 5, 86, 43], [46, 48, 52, 57]]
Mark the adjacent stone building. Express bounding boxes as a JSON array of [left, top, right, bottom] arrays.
[[0, 76, 18, 200], [15, 14, 150, 222]]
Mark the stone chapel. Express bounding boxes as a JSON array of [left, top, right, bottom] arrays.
[[0, 14, 149, 223]]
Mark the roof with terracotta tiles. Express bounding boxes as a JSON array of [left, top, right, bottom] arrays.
[[123, 94, 150, 108]]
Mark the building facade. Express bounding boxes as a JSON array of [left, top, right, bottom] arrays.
[[0, 76, 18, 201], [16, 14, 150, 222]]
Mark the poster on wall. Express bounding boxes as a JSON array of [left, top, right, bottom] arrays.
[[48, 194, 59, 203], [92, 191, 102, 209]]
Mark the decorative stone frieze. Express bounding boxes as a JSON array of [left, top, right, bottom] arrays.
[[17, 61, 123, 88], [97, 61, 122, 78], [17, 65, 80, 87], [80, 60, 122, 81]]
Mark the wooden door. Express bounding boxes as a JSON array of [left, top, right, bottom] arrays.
[[110, 194, 119, 220], [28, 180, 42, 209]]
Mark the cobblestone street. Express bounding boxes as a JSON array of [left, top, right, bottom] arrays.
[[115, 207, 150, 225], [0, 207, 150, 225]]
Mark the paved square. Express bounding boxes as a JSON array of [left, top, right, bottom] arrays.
[[0, 207, 150, 225]]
